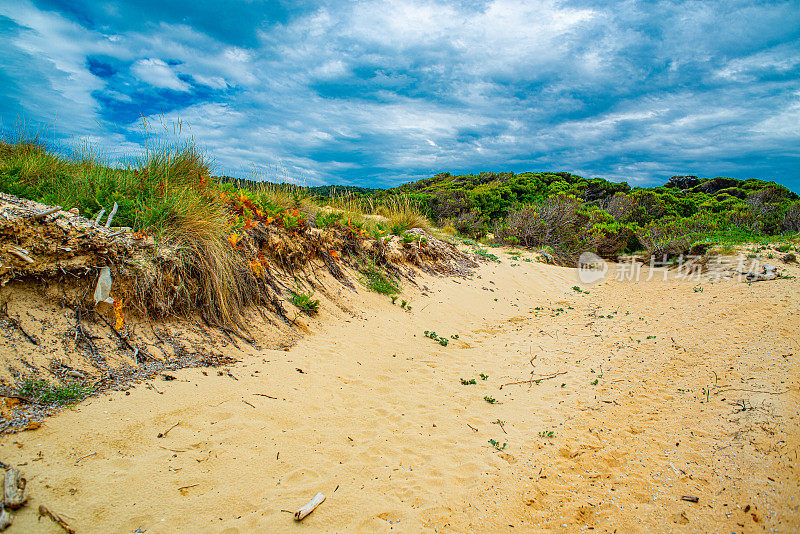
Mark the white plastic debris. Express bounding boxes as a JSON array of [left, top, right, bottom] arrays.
[[93, 266, 115, 306]]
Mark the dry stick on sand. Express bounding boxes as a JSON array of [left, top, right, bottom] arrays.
[[294, 492, 326, 521], [158, 421, 181, 438], [38, 505, 75, 534], [499, 371, 567, 390], [492, 420, 508, 434], [74, 452, 97, 465]]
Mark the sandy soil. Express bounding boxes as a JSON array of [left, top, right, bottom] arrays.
[[0, 249, 798, 533]]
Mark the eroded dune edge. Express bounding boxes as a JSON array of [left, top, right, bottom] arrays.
[[0, 199, 798, 532]]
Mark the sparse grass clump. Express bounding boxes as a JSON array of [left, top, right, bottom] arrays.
[[16, 378, 90, 405], [359, 260, 400, 295], [424, 330, 449, 346], [488, 439, 507, 451], [289, 291, 320, 314]]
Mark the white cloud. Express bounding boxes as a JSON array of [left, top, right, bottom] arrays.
[[131, 58, 190, 91]]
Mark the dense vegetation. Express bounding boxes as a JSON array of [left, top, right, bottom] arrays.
[[1, 137, 797, 267], [378, 171, 800, 259]]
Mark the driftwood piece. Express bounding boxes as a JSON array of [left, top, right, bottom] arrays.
[[3, 468, 27, 509], [38, 505, 75, 534], [30, 206, 62, 220], [294, 492, 326, 521], [7, 247, 34, 264], [104, 202, 118, 228], [0, 508, 12, 530]]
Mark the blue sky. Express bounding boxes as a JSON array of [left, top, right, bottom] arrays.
[[1, 0, 799, 190]]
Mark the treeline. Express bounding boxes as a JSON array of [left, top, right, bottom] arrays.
[[378, 171, 799, 258]]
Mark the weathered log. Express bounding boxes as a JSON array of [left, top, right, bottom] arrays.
[[30, 206, 61, 220], [294, 492, 326, 521], [0, 508, 12, 530], [104, 202, 118, 228], [3, 468, 27, 509]]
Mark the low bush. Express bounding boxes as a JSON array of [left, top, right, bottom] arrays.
[[289, 291, 320, 314], [359, 260, 400, 295]]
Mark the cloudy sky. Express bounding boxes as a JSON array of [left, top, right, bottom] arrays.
[[1, 0, 799, 189]]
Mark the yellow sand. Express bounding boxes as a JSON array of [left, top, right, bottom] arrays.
[[1, 251, 798, 533]]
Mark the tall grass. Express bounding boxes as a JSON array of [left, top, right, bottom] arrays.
[[0, 138, 221, 234], [322, 190, 430, 235], [0, 137, 271, 330]]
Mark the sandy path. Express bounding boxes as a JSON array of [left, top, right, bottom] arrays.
[[0, 252, 798, 533]]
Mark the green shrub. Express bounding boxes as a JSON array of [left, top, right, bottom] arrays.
[[289, 291, 320, 314], [359, 260, 400, 295]]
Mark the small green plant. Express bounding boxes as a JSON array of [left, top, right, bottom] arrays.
[[693, 284, 703, 293], [572, 285, 588, 294], [474, 248, 500, 262], [488, 439, 507, 451], [538, 430, 555, 438], [479, 373, 489, 380], [483, 395, 497, 404], [16, 378, 90, 405], [590, 379, 599, 386], [359, 260, 400, 295], [401, 299, 407, 308], [451, 334, 459, 339], [460, 378, 477, 385], [289, 291, 320, 314], [391, 296, 398, 304], [424, 330, 449, 346]]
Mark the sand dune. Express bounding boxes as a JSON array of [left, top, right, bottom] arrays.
[[0, 249, 797, 532]]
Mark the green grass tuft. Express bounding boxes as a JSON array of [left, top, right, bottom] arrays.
[[16, 378, 90, 405]]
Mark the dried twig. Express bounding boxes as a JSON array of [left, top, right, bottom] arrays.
[[0, 303, 38, 345], [74, 452, 97, 465], [38, 505, 75, 534], [242, 399, 255, 408], [254, 393, 278, 399], [157, 421, 180, 438], [716, 388, 788, 395], [499, 371, 567, 389], [159, 446, 187, 453], [492, 420, 507, 434]]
